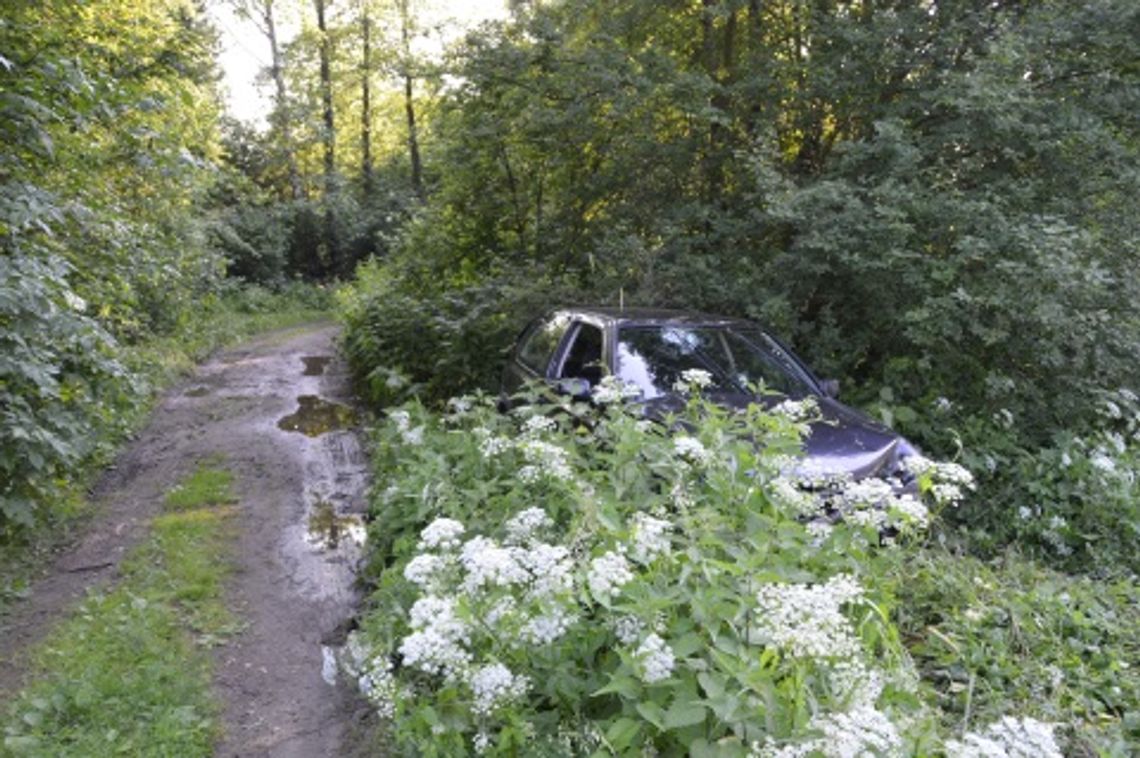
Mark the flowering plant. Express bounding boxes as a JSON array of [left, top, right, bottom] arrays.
[[340, 386, 1060, 756]]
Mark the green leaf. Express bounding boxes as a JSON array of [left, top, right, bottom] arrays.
[[663, 699, 706, 729], [605, 717, 640, 751], [635, 701, 665, 730]]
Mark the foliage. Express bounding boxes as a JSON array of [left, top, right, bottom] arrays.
[[947, 389, 1140, 576], [339, 259, 580, 407], [0, 0, 232, 536], [340, 0, 1140, 571], [1, 462, 237, 754], [333, 387, 1075, 756], [893, 549, 1140, 755], [1, 0, 226, 338], [0, 255, 135, 531]]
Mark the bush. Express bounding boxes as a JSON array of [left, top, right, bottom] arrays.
[[0, 255, 135, 532], [339, 261, 581, 407], [333, 385, 1074, 755]]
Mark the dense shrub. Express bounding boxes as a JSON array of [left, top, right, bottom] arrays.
[[339, 261, 582, 407], [0, 256, 134, 531]]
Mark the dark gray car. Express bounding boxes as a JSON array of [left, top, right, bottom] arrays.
[[501, 307, 918, 485]]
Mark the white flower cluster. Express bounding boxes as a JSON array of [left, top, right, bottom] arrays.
[[517, 439, 575, 483], [478, 429, 513, 459], [753, 574, 865, 659], [835, 478, 930, 530], [460, 536, 531, 593], [476, 424, 581, 482], [1090, 451, 1116, 474], [612, 615, 644, 645], [674, 435, 713, 466], [521, 607, 577, 645], [828, 658, 883, 709], [770, 397, 818, 423], [587, 551, 633, 601], [338, 632, 404, 721], [358, 656, 400, 720], [446, 395, 474, 420], [777, 704, 903, 758], [671, 480, 695, 510], [404, 553, 447, 589], [944, 716, 1062, 758], [629, 512, 672, 563], [469, 662, 530, 717], [522, 414, 557, 436], [388, 409, 425, 445], [635, 633, 676, 684], [419, 517, 465, 551], [591, 375, 641, 404], [769, 477, 821, 518], [673, 368, 713, 393], [903, 455, 975, 505], [63, 290, 87, 312], [518, 542, 574, 598], [504, 506, 553, 544], [399, 595, 471, 678], [1041, 515, 1072, 557]]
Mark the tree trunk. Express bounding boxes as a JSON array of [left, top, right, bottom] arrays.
[[254, 0, 302, 198], [398, 0, 425, 201], [314, 0, 337, 275], [361, 8, 374, 197], [314, 0, 336, 188]]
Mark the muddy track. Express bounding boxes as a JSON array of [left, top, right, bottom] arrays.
[[0, 324, 371, 756]]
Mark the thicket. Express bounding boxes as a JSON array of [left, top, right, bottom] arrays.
[[339, 0, 1140, 574]]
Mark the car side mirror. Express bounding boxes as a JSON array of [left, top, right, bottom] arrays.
[[821, 378, 840, 399], [556, 377, 592, 398]]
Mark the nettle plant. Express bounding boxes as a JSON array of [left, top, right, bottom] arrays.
[[345, 378, 1059, 756]]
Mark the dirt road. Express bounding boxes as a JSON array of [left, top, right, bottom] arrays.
[[0, 324, 370, 756]]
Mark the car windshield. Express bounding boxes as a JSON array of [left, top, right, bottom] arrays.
[[615, 325, 815, 400]]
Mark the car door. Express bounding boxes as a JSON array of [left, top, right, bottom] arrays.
[[500, 313, 574, 405], [554, 321, 606, 388]]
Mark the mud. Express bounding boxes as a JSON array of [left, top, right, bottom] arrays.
[[0, 323, 371, 757], [301, 355, 333, 376]]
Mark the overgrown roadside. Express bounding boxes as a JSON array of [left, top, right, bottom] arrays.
[[1, 324, 370, 755], [2, 461, 238, 753]]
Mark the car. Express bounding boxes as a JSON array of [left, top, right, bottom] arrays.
[[500, 307, 918, 487]]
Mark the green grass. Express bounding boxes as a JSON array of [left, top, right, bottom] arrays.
[[164, 461, 237, 513], [1, 462, 239, 756], [893, 548, 1140, 755]]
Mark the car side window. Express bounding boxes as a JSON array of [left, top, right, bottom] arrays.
[[558, 323, 605, 385], [518, 314, 571, 374]]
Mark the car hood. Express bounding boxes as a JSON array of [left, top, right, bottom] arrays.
[[640, 392, 904, 481]]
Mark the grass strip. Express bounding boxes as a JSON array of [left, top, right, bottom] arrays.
[[1, 462, 239, 756]]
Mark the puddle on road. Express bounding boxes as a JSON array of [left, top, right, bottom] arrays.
[[185, 385, 212, 397], [301, 356, 333, 376], [277, 396, 358, 437], [307, 500, 366, 550]]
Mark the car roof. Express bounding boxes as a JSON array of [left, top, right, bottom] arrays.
[[549, 306, 755, 329]]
